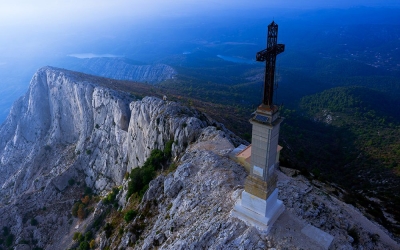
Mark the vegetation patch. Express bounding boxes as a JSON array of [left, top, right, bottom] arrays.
[[30, 218, 38, 226], [103, 187, 120, 208], [71, 185, 96, 220], [72, 231, 94, 250], [0, 226, 13, 248], [126, 140, 174, 200], [280, 86, 400, 236], [68, 178, 76, 186], [124, 209, 138, 223]]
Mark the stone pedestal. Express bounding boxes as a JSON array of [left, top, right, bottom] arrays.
[[231, 104, 284, 233], [232, 189, 284, 234]]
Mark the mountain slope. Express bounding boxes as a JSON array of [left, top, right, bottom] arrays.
[[0, 67, 398, 249], [0, 67, 218, 249]]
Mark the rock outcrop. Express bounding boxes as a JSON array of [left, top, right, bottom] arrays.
[[0, 67, 229, 249]]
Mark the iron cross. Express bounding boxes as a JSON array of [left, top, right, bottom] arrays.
[[256, 21, 285, 107]]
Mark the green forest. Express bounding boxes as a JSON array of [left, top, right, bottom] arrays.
[[281, 86, 400, 235]]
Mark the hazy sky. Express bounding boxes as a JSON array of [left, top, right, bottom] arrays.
[[0, 1, 397, 38], [0, 0, 399, 59], [0, 1, 399, 41], [0, 1, 398, 53], [0, 1, 398, 43], [1, 0, 400, 27]]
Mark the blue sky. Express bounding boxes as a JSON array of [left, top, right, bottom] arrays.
[[1, 1, 399, 26]]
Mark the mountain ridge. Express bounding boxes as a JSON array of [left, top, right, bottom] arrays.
[[0, 66, 228, 249], [58, 57, 176, 84], [0, 67, 398, 249]]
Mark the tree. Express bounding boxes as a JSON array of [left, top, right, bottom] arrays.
[[73, 232, 82, 241], [2, 226, 9, 236], [84, 231, 92, 242], [81, 195, 90, 205], [72, 202, 80, 217], [124, 210, 138, 222], [79, 241, 89, 250], [89, 239, 96, 249], [5, 234, 14, 247], [163, 140, 174, 158], [30, 218, 38, 226], [68, 178, 75, 186], [77, 204, 86, 220]]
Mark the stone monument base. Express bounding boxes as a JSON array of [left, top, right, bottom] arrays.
[[231, 189, 284, 234]]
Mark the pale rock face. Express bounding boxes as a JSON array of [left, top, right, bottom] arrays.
[[0, 67, 222, 249], [0, 67, 135, 248], [0, 67, 133, 197], [127, 97, 208, 172]]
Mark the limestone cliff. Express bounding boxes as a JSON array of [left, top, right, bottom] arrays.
[[0, 67, 225, 249]]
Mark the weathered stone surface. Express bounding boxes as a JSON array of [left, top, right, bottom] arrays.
[[164, 174, 183, 199], [0, 67, 231, 249], [126, 97, 209, 172]]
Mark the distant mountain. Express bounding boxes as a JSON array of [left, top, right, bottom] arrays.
[[59, 57, 176, 84]]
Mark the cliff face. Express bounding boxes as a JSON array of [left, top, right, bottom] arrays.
[[0, 67, 217, 249], [0, 67, 132, 197]]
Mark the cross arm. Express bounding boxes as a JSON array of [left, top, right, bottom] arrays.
[[256, 44, 285, 62], [256, 49, 268, 61], [276, 44, 285, 55]]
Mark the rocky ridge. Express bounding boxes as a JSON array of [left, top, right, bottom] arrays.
[[0, 67, 398, 249], [0, 67, 235, 249]]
